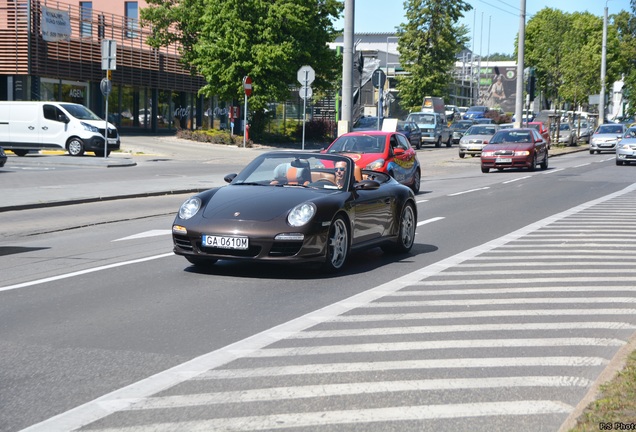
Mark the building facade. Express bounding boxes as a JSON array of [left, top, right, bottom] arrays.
[[0, 0, 213, 133]]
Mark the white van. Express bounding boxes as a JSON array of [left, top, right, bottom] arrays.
[[0, 101, 120, 157]]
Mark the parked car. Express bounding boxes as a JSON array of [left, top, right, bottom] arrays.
[[445, 105, 460, 121], [527, 121, 551, 148], [396, 120, 422, 149], [474, 118, 494, 125], [551, 122, 577, 146], [575, 120, 594, 144], [352, 116, 381, 131], [463, 105, 489, 120], [458, 124, 499, 158], [616, 126, 636, 165], [480, 128, 549, 173], [323, 131, 421, 193], [171, 151, 417, 273], [0, 146, 6, 168], [590, 123, 626, 154], [450, 120, 475, 144]]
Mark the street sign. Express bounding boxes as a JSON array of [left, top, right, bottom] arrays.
[[100, 78, 112, 97], [299, 85, 313, 100], [372, 69, 386, 88], [101, 39, 116, 70], [297, 65, 315, 85], [243, 76, 252, 96]]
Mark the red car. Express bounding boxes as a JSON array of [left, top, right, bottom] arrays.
[[323, 131, 421, 193], [480, 128, 549, 173], [527, 121, 551, 148]]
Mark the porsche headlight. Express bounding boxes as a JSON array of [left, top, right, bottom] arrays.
[[365, 158, 385, 170], [288, 203, 316, 227], [178, 197, 201, 220]]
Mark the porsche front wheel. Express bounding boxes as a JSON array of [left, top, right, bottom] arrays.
[[323, 216, 349, 272]]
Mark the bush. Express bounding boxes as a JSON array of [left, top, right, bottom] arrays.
[[176, 129, 252, 147]]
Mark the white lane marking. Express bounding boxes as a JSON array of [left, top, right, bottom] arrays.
[[334, 309, 636, 322], [0, 253, 174, 293], [125, 377, 591, 409], [112, 230, 172, 242], [244, 338, 625, 358], [196, 357, 608, 379], [447, 186, 489, 196], [416, 199, 428, 204], [541, 168, 565, 174], [574, 163, 591, 168], [21, 182, 636, 432], [417, 216, 444, 226], [80, 401, 573, 431], [363, 297, 636, 307], [503, 176, 531, 184], [291, 322, 635, 339]]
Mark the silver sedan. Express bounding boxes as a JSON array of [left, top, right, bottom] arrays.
[[590, 123, 626, 154], [458, 124, 499, 158], [616, 127, 636, 166]]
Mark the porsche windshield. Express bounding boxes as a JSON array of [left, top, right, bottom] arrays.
[[232, 153, 352, 190]]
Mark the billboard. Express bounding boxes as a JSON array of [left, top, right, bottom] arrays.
[[477, 66, 518, 114]]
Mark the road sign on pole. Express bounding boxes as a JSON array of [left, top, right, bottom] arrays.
[[297, 66, 315, 151], [243, 76, 252, 97], [101, 39, 117, 70], [297, 65, 315, 85]]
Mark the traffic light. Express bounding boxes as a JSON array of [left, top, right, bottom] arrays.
[[525, 68, 536, 101]]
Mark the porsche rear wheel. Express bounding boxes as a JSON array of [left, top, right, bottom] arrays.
[[323, 216, 349, 272], [382, 202, 416, 254]]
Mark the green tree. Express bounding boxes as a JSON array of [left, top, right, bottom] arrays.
[[396, 0, 472, 110], [614, 8, 636, 117], [141, 0, 343, 130]]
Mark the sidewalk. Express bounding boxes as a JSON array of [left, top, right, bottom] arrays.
[[0, 136, 589, 213]]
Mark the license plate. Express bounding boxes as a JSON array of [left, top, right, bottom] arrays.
[[107, 139, 117, 144], [469, 146, 481, 151], [495, 158, 512, 163], [202, 235, 249, 250]]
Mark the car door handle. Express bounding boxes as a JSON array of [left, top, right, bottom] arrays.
[[41, 126, 48, 130], [28, 126, 35, 130]]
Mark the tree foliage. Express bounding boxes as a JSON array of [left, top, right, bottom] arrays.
[[396, 0, 472, 110], [524, 7, 629, 113], [140, 0, 343, 113]]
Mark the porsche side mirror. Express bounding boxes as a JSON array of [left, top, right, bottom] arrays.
[[224, 173, 237, 183]]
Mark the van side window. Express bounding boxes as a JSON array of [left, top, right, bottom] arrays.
[[43, 105, 62, 122]]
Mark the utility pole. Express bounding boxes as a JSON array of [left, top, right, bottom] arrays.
[[339, 0, 354, 135], [599, 3, 608, 125], [514, 0, 526, 128]]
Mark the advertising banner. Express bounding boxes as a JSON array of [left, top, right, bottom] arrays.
[[41, 6, 71, 42]]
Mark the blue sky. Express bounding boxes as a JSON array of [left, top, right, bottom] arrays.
[[334, 0, 632, 55]]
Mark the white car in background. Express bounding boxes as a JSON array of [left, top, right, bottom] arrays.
[[590, 123, 626, 154]]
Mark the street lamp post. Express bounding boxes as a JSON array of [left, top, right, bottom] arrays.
[[599, 3, 608, 125]]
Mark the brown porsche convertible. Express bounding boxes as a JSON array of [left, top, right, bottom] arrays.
[[172, 151, 418, 272]]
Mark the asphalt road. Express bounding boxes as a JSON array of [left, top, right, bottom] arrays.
[[1, 140, 636, 432]]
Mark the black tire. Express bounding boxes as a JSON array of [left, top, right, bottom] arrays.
[[446, 135, 452, 147], [185, 256, 218, 267], [540, 152, 548, 170], [382, 202, 416, 254], [459, 153, 465, 158], [67, 137, 85, 156], [12, 149, 28, 157], [416, 140, 421, 150], [617, 159, 624, 166], [322, 216, 349, 273], [481, 166, 489, 173], [528, 154, 537, 172], [435, 136, 441, 148], [410, 169, 421, 194], [589, 150, 594, 155]]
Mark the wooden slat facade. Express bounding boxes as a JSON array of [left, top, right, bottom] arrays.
[[0, 0, 204, 92]]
